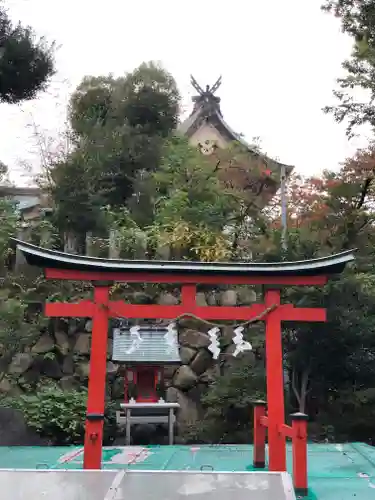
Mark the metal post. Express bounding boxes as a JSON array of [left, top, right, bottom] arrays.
[[126, 408, 131, 446], [168, 408, 174, 445], [280, 165, 288, 253]]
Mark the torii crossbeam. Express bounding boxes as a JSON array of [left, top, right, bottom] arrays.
[[15, 240, 354, 492]]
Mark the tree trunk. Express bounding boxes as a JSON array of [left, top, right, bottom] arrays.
[[292, 367, 310, 413]]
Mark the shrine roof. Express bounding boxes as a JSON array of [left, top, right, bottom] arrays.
[[178, 76, 294, 174], [112, 326, 181, 364], [14, 239, 356, 277]]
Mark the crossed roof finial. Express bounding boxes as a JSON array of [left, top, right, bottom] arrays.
[[190, 75, 222, 96]]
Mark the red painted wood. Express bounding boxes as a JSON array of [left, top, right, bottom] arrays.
[[136, 367, 158, 403], [283, 307, 326, 322], [45, 301, 326, 322], [83, 285, 109, 470], [107, 303, 267, 320], [45, 300, 95, 317], [280, 423, 294, 439], [265, 289, 286, 472], [42, 264, 326, 483], [260, 416, 269, 427], [181, 284, 197, 308], [45, 268, 328, 286], [253, 405, 267, 467], [292, 418, 308, 492]]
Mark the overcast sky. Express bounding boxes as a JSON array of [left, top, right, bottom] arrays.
[[0, 0, 371, 184]]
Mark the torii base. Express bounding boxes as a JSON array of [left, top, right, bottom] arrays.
[[253, 402, 308, 495]]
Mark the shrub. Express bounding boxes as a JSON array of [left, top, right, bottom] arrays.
[[5, 387, 117, 445], [186, 356, 266, 444]]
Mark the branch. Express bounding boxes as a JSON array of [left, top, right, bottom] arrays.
[[356, 176, 373, 210], [299, 368, 310, 413], [356, 216, 375, 233], [341, 175, 374, 249], [212, 159, 220, 174], [229, 201, 258, 257], [291, 369, 302, 407], [291, 366, 310, 413]]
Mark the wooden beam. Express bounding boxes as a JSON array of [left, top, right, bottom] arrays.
[[280, 424, 294, 439], [280, 307, 326, 322], [265, 290, 286, 471], [45, 300, 95, 317], [45, 268, 328, 286], [45, 300, 326, 323], [260, 416, 269, 427]]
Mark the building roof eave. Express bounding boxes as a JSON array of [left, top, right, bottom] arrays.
[[179, 107, 294, 174], [215, 112, 294, 173]]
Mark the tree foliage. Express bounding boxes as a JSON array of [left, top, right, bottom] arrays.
[[50, 62, 180, 234], [0, 198, 19, 268], [69, 62, 179, 138], [262, 146, 375, 441], [192, 141, 375, 443], [146, 136, 242, 261], [322, 0, 375, 135], [0, 5, 54, 103], [4, 388, 116, 445], [187, 356, 266, 444]]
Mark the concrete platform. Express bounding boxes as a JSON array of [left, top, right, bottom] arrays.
[[0, 443, 374, 499]]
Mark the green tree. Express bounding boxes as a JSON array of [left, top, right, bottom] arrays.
[[146, 135, 238, 260], [0, 196, 19, 272], [70, 62, 179, 139], [142, 136, 270, 262], [190, 144, 375, 444], [187, 356, 266, 444], [262, 148, 375, 441], [50, 149, 103, 238], [50, 62, 180, 234], [0, 5, 54, 103], [69, 75, 115, 136], [322, 1, 375, 135]]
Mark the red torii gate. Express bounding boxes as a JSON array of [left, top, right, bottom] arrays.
[[16, 240, 354, 494]]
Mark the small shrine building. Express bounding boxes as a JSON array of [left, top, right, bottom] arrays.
[[112, 324, 181, 403], [112, 323, 181, 445]]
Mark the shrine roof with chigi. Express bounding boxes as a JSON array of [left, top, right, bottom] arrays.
[[178, 76, 294, 177], [112, 326, 181, 364]]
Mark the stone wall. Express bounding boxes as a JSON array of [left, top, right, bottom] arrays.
[[1, 287, 257, 440]]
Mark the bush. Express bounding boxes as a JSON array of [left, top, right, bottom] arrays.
[[5, 388, 117, 445], [186, 356, 266, 444], [313, 388, 375, 444]]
